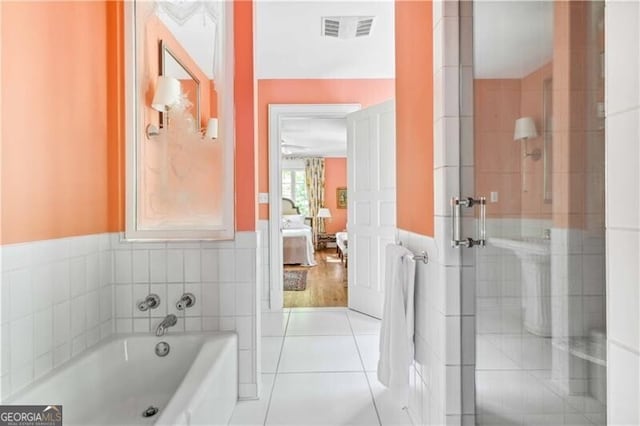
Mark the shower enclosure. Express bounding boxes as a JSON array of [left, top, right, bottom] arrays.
[[458, 2, 606, 424]]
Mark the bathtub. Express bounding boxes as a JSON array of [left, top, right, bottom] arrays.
[[6, 332, 238, 425]]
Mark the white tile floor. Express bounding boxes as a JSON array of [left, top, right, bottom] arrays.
[[230, 308, 413, 426]]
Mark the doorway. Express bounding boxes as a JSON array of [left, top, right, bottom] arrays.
[[268, 104, 360, 310]]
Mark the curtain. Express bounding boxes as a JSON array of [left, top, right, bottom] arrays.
[[304, 158, 326, 246]]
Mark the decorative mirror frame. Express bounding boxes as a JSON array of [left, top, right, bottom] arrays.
[[159, 40, 201, 131], [543, 77, 553, 203], [123, 1, 235, 241]]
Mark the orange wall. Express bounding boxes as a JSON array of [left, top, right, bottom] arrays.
[[234, 0, 257, 231], [521, 63, 552, 219], [257, 79, 395, 220], [1, 1, 122, 244], [474, 79, 522, 218], [395, 0, 433, 236], [323, 158, 347, 233]]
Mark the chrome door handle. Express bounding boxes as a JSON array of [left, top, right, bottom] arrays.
[[451, 196, 486, 248]]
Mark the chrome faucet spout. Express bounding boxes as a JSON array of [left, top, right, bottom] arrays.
[[155, 314, 178, 337]]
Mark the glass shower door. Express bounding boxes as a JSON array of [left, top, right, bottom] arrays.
[[463, 2, 606, 424]]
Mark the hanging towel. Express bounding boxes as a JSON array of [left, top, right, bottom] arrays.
[[377, 243, 416, 406]]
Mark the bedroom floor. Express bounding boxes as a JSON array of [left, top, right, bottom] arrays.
[[284, 248, 348, 308]]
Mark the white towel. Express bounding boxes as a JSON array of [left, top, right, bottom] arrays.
[[377, 243, 416, 406]]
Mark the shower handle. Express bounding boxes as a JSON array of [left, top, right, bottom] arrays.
[[451, 196, 486, 248]]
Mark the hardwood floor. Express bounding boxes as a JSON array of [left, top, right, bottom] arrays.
[[284, 248, 348, 308]]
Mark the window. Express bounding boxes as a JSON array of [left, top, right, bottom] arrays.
[[282, 169, 309, 216]]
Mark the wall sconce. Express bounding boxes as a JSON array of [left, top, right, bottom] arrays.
[[146, 76, 181, 139], [204, 118, 218, 140], [513, 116, 540, 161]]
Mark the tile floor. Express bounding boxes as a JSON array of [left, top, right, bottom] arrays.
[[230, 308, 414, 425]]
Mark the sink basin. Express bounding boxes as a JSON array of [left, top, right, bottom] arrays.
[[489, 237, 550, 257], [489, 237, 551, 337]]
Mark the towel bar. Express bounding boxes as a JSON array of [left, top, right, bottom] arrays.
[[411, 251, 429, 264], [397, 242, 429, 264]]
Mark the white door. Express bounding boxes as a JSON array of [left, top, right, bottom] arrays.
[[347, 100, 396, 319]]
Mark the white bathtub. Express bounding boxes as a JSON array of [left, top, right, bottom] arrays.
[[6, 332, 238, 425]]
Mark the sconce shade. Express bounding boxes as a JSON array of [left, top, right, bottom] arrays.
[[205, 118, 218, 139], [513, 117, 538, 140], [317, 208, 332, 219], [151, 76, 181, 112]]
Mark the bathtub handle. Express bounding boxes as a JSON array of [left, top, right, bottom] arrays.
[[137, 294, 160, 312], [176, 293, 196, 310]]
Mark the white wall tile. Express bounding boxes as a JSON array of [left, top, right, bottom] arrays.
[[606, 0, 640, 115], [149, 250, 167, 282], [32, 264, 53, 312], [184, 250, 201, 283], [53, 302, 70, 347], [132, 250, 149, 283], [86, 291, 100, 328], [10, 315, 33, 368], [220, 283, 236, 316], [86, 253, 100, 292], [9, 269, 32, 321], [1, 230, 259, 400], [70, 295, 86, 337], [201, 249, 218, 281], [34, 308, 52, 358], [114, 250, 132, 284], [166, 250, 184, 283], [115, 286, 132, 318], [607, 229, 640, 352], [219, 249, 236, 282], [52, 261, 70, 304], [202, 284, 220, 316], [608, 342, 640, 425]]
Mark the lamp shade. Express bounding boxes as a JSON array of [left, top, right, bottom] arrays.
[[205, 118, 218, 139], [317, 208, 332, 219], [513, 117, 538, 140], [151, 76, 181, 112]]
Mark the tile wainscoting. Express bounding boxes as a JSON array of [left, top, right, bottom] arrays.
[[1, 231, 262, 400], [1, 233, 113, 399]]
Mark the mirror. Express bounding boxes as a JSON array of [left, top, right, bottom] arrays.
[[126, 0, 234, 240], [160, 41, 200, 131]]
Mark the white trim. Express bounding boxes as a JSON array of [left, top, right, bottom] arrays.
[[268, 104, 361, 310], [124, 1, 235, 241]]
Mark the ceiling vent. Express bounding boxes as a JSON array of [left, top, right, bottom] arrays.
[[322, 16, 375, 39]]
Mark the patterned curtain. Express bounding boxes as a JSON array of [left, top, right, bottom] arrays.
[[304, 158, 326, 245]]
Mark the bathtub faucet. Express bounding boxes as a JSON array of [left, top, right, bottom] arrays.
[[156, 314, 177, 337]]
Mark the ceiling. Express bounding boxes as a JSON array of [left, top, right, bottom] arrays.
[[280, 117, 347, 158], [255, 1, 395, 79], [474, 1, 553, 79]]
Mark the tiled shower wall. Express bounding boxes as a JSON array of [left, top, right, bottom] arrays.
[[1, 231, 261, 400], [605, 1, 640, 424], [110, 231, 261, 399], [1, 234, 113, 399]]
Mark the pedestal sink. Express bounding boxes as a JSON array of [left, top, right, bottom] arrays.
[[489, 237, 551, 337]]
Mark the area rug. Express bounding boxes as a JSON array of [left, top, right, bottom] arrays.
[[284, 270, 308, 291]]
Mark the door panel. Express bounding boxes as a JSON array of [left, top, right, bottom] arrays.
[[347, 100, 396, 318]]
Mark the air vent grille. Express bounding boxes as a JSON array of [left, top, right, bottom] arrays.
[[356, 18, 374, 37], [324, 18, 340, 37], [322, 16, 375, 39]]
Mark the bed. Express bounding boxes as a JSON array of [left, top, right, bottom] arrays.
[[282, 198, 316, 266]]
